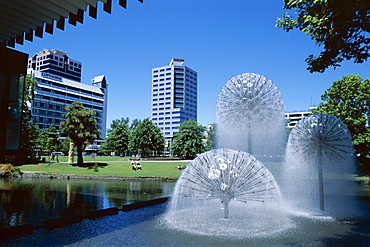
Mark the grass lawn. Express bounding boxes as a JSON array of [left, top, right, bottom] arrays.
[[19, 156, 188, 178]]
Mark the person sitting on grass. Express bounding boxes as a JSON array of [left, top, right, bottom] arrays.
[[137, 163, 142, 170], [132, 161, 137, 171]]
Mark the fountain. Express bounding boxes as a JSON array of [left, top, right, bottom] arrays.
[[163, 73, 296, 238], [216, 72, 285, 158], [163, 73, 368, 239], [283, 113, 360, 217], [163, 148, 295, 238]]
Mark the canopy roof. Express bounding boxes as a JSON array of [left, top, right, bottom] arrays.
[[0, 0, 142, 47]]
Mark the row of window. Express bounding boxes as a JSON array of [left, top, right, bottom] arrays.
[[153, 77, 171, 83], [152, 121, 180, 125], [153, 82, 172, 87], [33, 116, 61, 124], [37, 87, 103, 105], [37, 79, 104, 99], [152, 116, 184, 120], [153, 87, 172, 92], [34, 95, 104, 111], [153, 97, 171, 101], [35, 54, 81, 68], [153, 68, 171, 73], [153, 72, 171, 78]]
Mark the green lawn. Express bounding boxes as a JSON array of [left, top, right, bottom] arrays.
[[19, 156, 188, 178]]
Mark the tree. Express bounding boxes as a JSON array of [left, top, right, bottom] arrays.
[[17, 74, 39, 164], [60, 102, 99, 166], [312, 75, 370, 164], [37, 125, 62, 156], [276, 0, 370, 73], [129, 118, 164, 157], [103, 118, 130, 155], [171, 120, 206, 159], [205, 123, 216, 151]]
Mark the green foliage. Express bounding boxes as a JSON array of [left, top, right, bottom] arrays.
[[312, 75, 370, 158], [36, 125, 62, 155], [17, 74, 39, 164], [60, 102, 99, 166], [129, 118, 165, 157], [276, 0, 370, 72], [102, 118, 130, 155], [205, 123, 216, 151], [171, 120, 206, 158]]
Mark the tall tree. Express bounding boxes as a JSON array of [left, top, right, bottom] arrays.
[[171, 120, 206, 159], [276, 0, 370, 73], [103, 118, 130, 155], [60, 102, 99, 166], [17, 74, 39, 164], [312, 75, 370, 164], [129, 118, 164, 157]]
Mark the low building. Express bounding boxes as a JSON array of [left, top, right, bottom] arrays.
[[285, 106, 317, 128]]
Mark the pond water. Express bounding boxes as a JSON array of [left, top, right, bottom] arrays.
[[0, 178, 175, 230]]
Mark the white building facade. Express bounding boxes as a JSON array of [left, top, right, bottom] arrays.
[[285, 106, 317, 128], [27, 49, 108, 139], [151, 58, 198, 146]]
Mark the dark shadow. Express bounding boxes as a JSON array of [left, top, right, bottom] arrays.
[[71, 162, 108, 168]]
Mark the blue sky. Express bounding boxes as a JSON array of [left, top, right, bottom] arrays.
[[16, 0, 370, 128]]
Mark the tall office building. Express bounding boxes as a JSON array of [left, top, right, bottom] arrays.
[[151, 58, 198, 147], [28, 48, 82, 82], [27, 49, 108, 140]]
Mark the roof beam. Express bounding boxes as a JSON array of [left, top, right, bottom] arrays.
[[28, 0, 70, 18], [13, 0, 61, 23]]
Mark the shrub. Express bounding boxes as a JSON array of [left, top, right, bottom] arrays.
[[0, 164, 23, 177], [0, 164, 15, 177]]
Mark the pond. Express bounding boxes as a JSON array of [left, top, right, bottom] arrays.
[[0, 178, 175, 230]]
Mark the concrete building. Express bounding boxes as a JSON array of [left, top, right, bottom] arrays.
[[28, 49, 108, 138], [28, 48, 82, 82], [285, 106, 317, 128], [151, 58, 197, 147]]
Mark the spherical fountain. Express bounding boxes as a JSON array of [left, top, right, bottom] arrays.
[[283, 113, 360, 217], [216, 72, 285, 158], [163, 148, 295, 239]]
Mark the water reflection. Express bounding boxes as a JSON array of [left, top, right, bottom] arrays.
[[0, 178, 175, 229]]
